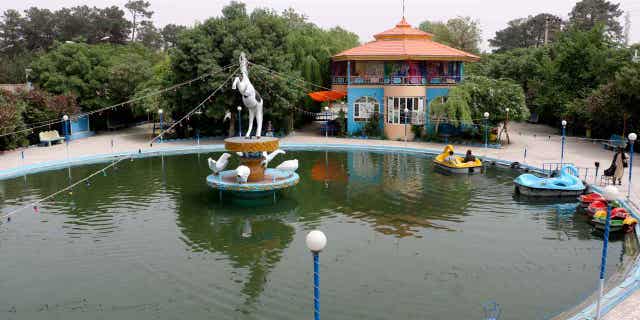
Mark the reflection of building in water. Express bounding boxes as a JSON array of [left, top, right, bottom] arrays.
[[347, 151, 382, 184], [342, 151, 469, 238], [381, 153, 424, 193]]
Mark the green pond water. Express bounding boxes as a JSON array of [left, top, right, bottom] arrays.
[[0, 150, 634, 320]]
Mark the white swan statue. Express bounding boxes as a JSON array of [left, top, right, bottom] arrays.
[[275, 159, 298, 173], [207, 153, 231, 175], [235, 165, 251, 184], [232, 52, 263, 138], [261, 149, 285, 168]]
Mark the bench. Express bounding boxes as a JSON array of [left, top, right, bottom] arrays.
[[602, 134, 627, 150], [39, 130, 65, 146]]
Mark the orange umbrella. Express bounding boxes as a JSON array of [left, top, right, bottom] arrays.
[[308, 90, 346, 102]]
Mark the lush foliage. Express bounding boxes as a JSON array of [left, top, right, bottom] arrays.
[[0, 89, 79, 149], [445, 76, 529, 126], [472, 25, 631, 131], [30, 42, 161, 129], [363, 113, 382, 138], [419, 16, 481, 54], [570, 62, 640, 137]]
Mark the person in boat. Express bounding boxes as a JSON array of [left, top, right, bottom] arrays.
[[445, 150, 458, 164], [463, 150, 476, 163], [604, 147, 628, 185]]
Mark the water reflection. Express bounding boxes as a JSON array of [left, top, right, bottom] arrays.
[[0, 151, 633, 320]]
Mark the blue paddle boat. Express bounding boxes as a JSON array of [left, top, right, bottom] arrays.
[[514, 165, 586, 197]]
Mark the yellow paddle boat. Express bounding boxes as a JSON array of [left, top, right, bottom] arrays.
[[433, 145, 483, 174]]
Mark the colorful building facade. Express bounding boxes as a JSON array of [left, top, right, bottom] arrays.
[[330, 18, 479, 140]]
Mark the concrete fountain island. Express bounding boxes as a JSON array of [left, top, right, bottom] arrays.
[[206, 137, 299, 193], [206, 52, 299, 196]]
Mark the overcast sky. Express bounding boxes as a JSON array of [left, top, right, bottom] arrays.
[[3, 0, 640, 51]]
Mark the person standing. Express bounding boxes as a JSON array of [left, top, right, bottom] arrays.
[[613, 147, 628, 185]]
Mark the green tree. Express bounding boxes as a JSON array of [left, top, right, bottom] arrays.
[[0, 90, 28, 150], [168, 2, 358, 137], [570, 62, 640, 137], [534, 25, 624, 122], [489, 14, 563, 52], [448, 76, 529, 125], [569, 0, 623, 41], [21, 7, 57, 50], [31, 42, 161, 129], [0, 9, 24, 52], [136, 20, 162, 50], [125, 0, 153, 42], [160, 24, 186, 49], [419, 16, 481, 53]]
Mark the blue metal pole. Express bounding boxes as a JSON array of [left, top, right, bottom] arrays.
[[561, 125, 566, 165], [629, 142, 634, 199], [313, 252, 320, 320], [595, 204, 612, 320]]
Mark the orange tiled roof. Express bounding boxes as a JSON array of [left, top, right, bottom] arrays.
[[333, 18, 480, 62]]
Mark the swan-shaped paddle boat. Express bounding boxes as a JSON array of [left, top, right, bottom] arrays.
[[514, 165, 586, 197], [433, 145, 483, 174]]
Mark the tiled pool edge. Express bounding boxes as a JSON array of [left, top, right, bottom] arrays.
[[0, 142, 638, 320]]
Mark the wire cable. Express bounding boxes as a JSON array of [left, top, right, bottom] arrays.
[[0, 66, 239, 222], [0, 63, 236, 137]]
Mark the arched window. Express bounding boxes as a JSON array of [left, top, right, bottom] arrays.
[[354, 96, 378, 122]]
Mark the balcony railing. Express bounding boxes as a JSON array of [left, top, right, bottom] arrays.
[[332, 75, 463, 85]]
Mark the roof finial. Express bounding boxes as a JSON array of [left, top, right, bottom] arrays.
[[402, 0, 406, 19]]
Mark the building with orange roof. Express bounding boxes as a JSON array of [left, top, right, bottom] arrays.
[[331, 17, 479, 139]]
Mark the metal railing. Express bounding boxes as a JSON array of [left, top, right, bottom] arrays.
[[541, 162, 596, 182], [331, 75, 463, 86]]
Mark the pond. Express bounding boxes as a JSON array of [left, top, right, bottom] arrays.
[[0, 150, 632, 319]]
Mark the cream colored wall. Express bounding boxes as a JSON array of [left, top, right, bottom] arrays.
[[384, 123, 414, 141], [383, 86, 426, 97]]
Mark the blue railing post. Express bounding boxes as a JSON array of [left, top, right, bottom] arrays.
[[628, 134, 636, 198], [313, 252, 320, 320], [595, 203, 613, 319], [306, 230, 326, 320], [560, 121, 566, 165]]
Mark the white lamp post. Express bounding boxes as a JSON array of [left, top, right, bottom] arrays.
[[595, 185, 621, 320], [158, 109, 164, 143], [483, 112, 490, 148], [62, 115, 69, 141], [561, 120, 567, 166], [404, 107, 409, 142], [306, 230, 327, 320], [324, 106, 330, 138], [237, 106, 242, 137], [628, 133, 637, 198], [62, 115, 70, 161]]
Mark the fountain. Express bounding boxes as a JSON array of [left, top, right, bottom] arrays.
[[205, 53, 300, 197]]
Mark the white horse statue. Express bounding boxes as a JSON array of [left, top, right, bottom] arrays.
[[232, 52, 264, 139]]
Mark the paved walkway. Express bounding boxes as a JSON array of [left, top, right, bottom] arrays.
[[0, 122, 639, 319]]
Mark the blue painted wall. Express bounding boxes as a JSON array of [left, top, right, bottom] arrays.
[[425, 87, 450, 131], [347, 87, 384, 135], [70, 115, 90, 133]]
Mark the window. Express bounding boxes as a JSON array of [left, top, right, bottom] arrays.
[[386, 97, 424, 124], [354, 96, 378, 122]]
